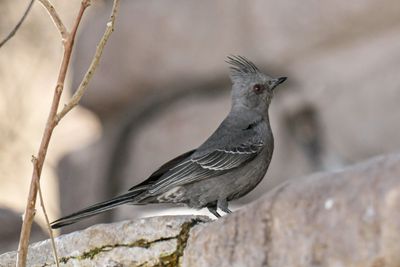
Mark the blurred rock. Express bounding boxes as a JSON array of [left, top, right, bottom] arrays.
[[58, 0, 400, 230], [2, 153, 400, 266], [183, 153, 400, 267], [72, 0, 400, 116], [0, 208, 47, 254], [56, 133, 116, 233], [285, 28, 400, 162]]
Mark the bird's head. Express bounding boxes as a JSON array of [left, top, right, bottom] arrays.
[[227, 55, 286, 115]]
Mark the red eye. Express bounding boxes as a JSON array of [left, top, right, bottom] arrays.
[[253, 84, 263, 94]]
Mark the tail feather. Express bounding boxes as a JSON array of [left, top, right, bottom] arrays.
[[51, 190, 144, 229]]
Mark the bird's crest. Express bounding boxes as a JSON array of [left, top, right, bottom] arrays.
[[226, 55, 260, 83]]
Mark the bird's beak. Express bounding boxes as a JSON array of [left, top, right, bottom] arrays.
[[271, 77, 287, 89]]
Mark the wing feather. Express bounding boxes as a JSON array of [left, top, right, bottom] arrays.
[[148, 140, 264, 194]]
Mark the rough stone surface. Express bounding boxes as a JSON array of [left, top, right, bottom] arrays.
[[2, 153, 400, 266], [0, 216, 209, 267], [182, 153, 400, 267]]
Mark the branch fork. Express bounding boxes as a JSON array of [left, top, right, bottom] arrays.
[[16, 0, 120, 266]]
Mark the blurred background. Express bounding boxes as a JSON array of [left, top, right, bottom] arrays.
[[1, 0, 400, 253]]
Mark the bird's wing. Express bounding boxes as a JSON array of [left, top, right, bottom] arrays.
[[146, 138, 264, 194], [128, 149, 196, 191]]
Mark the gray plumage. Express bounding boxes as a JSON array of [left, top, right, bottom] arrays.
[[51, 55, 287, 228]]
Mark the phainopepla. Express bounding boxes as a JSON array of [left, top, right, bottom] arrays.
[[51, 55, 287, 228]]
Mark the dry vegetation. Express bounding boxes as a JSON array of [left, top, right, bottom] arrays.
[[1, 0, 120, 265], [0, 0, 100, 229]]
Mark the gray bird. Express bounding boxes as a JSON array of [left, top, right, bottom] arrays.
[[51, 55, 286, 228]]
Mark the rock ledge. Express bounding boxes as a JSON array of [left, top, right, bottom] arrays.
[[1, 153, 400, 267]]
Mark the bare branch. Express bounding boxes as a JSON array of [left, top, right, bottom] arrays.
[[34, 157, 60, 267], [0, 0, 35, 48], [56, 0, 120, 122], [16, 1, 91, 266], [16, 0, 121, 266], [69, 0, 91, 44], [38, 0, 68, 41]]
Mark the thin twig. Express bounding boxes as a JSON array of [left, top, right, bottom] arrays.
[[38, 0, 68, 41], [0, 0, 35, 48], [56, 0, 120, 122], [33, 157, 60, 267], [16, 0, 121, 266], [16, 2, 91, 266]]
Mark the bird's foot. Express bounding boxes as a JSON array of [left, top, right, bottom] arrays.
[[207, 205, 221, 218]]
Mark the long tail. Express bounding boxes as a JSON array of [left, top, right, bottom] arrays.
[[51, 190, 145, 229]]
